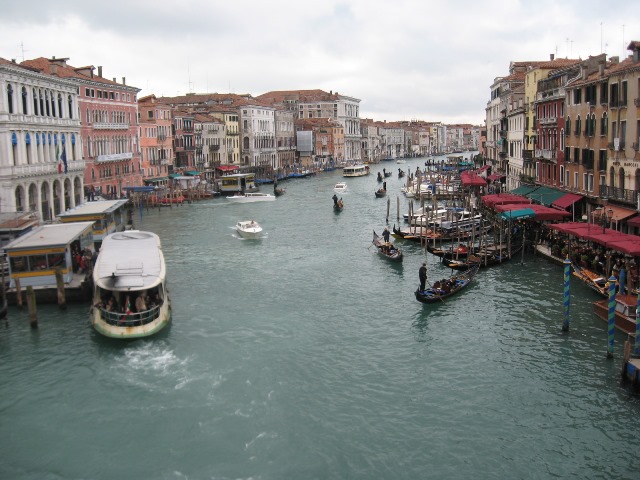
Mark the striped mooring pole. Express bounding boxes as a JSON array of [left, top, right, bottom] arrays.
[[607, 275, 617, 358], [562, 258, 571, 332]]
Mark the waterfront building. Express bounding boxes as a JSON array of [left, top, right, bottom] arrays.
[[379, 122, 405, 159], [194, 112, 226, 181], [564, 42, 640, 227], [238, 100, 276, 168], [0, 57, 85, 221], [295, 118, 344, 166], [21, 57, 141, 199], [505, 86, 525, 191], [138, 94, 173, 186], [275, 108, 295, 169], [256, 89, 361, 163], [360, 119, 382, 163], [172, 110, 195, 171]]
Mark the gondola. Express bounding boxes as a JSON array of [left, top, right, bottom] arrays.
[[415, 264, 479, 304], [377, 172, 383, 182], [383, 168, 392, 178], [375, 182, 387, 198], [333, 196, 344, 212], [372, 230, 403, 262], [443, 244, 523, 270], [426, 243, 473, 260], [274, 187, 285, 196], [398, 168, 405, 178]]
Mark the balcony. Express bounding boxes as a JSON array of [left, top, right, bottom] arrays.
[[93, 122, 130, 130], [600, 185, 639, 207], [96, 152, 133, 163], [209, 145, 220, 151], [538, 117, 558, 126], [0, 160, 86, 178], [535, 149, 557, 162]]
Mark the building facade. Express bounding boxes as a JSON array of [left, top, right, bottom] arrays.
[[0, 57, 85, 221], [138, 94, 173, 184]]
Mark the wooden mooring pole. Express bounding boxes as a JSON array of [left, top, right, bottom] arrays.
[[562, 258, 571, 332], [26, 286, 37, 329], [15, 277, 23, 307], [607, 275, 617, 358]]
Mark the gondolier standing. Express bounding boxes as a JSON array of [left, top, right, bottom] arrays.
[[419, 262, 427, 292], [382, 227, 390, 243]]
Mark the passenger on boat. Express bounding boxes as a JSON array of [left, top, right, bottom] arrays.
[[135, 291, 148, 312]]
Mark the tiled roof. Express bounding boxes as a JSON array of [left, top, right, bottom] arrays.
[[257, 89, 340, 104], [20, 57, 132, 88]]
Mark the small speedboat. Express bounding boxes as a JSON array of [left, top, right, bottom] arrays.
[[226, 193, 276, 203], [236, 220, 263, 239], [334, 182, 348, 193]]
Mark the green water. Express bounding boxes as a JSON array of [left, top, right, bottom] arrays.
[[2, 157, 639, 479]]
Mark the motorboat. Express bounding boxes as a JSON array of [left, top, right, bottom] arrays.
[[236, 220, 263, 239], [91, 231, 171, 339], [226, 192, 276, 203], [593, 294, 637, 335], [334, 182, 348, 193]]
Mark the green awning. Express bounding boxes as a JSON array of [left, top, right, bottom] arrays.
[[144, 177, 168, 183], [526, 186, 566, 207], [499, 208, 536, 220], [184, 170, 201, 176], [510, 185, 537, 196]]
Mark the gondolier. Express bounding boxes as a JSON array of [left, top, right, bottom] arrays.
[[382, 227, 390, 243], [419, 263, 427, 291]]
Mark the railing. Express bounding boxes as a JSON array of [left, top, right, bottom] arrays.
[[98, 304, 161, 327], [535, 149, 557, 160], [538, 117, 557, 125], [0, 160, 86, 177], [96, 152, 133, 163], [599, 185, 639, 206], [93, 122, 130, 130], [209, 145, 220, 151]]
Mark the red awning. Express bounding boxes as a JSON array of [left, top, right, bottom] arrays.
[[627, 215, 640, 227], [460, 171, 487, 186], [215, 165, 238, 172], [486, 174, 506, 182], [606, 240, 640, 256], [551, 193, 583, 210], [481, 193, 530, 207]]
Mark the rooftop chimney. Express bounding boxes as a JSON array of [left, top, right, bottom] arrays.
[[122, 77, 126, 85], [599, 62, 605, 76], [610, 56, 619, 65], [550, 53, 555, 61], [51, 64, 58, 75], [97, 66, 102, 77]]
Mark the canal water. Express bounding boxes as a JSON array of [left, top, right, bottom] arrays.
[[2, 156, 640, 479]]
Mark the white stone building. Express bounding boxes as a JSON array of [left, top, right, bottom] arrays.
[[0, 58, 85, 221]]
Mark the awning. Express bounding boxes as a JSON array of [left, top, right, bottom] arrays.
[[495, 203, 571, 221], [481, 193, 530, 207], [590, 204, 637, 222], [216, 165, 239, 172], [526, 186, 566, 207], [460, 171, 487, 186], [499, 208, 535, 220], [510, 185, 538, 196], [551, 192, 584, 210], [184, 170, 201, 176], [143, 177, 168, 184], [627, 215, 640, 227], [487, 174, 506, 182]]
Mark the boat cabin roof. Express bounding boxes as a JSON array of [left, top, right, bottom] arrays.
[[94, 231, 165, 291], [58, 199, 129, 219], [3, 222, 94, 251]]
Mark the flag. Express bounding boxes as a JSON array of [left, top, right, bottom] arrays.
[[56, 144, 62, 174], [61, 145, 68, 174]]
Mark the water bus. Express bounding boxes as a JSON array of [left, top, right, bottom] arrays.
[[343, 164, 370, 177]]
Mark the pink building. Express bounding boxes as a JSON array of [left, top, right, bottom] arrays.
[[21, 57, 142, 198]]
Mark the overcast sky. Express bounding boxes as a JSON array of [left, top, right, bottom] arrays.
[[1, 1, 637, 125]]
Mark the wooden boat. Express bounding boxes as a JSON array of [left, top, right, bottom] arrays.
[[236, 220, 263, 239], [333, 195, 344, 211], [572, 263, 609, 297], [226, 192, 276, 203], [592, 294, 638, 335], [91, 231, 171, 339], [392, 224, 491, 243], [398, 169, 405, 178], [273, 183, 285, 196], [372, 230, 403, 262], [415, 264, 479, 304], [377, 172, 383, 182], [443, 244, 523, 270], [383, 169, 392, 178], [375, 182, 387, 198], [427, 243, 472, 260]]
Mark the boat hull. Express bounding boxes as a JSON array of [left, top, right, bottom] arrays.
[[592, 296, 637, 335], [226, 194, 275, 203], [91, 301, 171, 339]]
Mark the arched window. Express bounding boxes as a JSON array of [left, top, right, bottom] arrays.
[[22, 87, 28, 114], [619, 167, 626, 191], [33, 88, 38, 115], [566, 117, 571, 136], [58, 93, 63, 118], [601, 112, 608, 136], [7, 84, 13, 113], [609, 166, 615, 189], [45, 91, 50, 116], [68, 95, 73, 119], [15, 185, 24, 212], [39, 90, 44, 116], [575, 115, 581, 136]]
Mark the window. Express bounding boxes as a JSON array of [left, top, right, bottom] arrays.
[[7, 84, 13, 114], [600, 112, 608, 136], [573, 88, 582, 104]]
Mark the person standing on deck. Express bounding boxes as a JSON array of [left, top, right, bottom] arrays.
[[382, 228, 390, 243], [419, 263, 427, 292]]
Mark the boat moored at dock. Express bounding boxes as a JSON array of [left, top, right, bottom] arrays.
[[226, 192, 276, 203], [91, 231, 171, 339]]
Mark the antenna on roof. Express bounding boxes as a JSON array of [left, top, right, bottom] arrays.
[[18, 41, 28, 62]]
